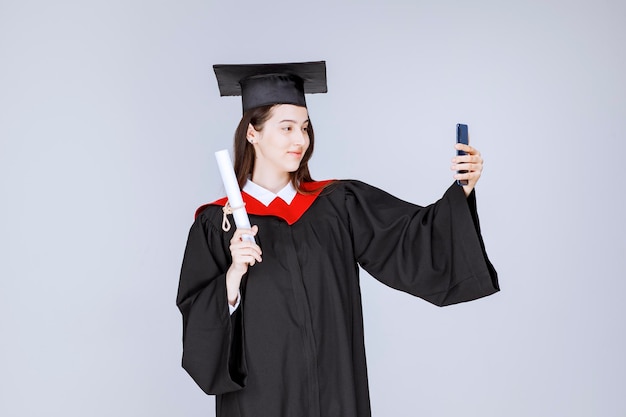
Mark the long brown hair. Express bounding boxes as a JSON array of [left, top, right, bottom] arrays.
[[233, 104, 317, 194]]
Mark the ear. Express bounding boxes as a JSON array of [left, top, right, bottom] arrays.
[[246, 123, 259, 143]]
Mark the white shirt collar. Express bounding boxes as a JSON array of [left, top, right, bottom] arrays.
[[243, 179, 297, 206]]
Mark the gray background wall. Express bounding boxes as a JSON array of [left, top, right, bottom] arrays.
[[1, 0, 624, 416]]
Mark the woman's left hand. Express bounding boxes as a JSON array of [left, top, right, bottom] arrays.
[[451, 144, 483, 197]]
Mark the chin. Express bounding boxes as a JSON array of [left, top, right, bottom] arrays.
[[286, 163, 302, 173]]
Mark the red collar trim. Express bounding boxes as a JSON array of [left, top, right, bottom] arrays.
[[195, 180, 335, 225]]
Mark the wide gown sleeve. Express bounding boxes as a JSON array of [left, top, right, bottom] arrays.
[[176, 210, 247, 394], [346, 181, 499, 306]]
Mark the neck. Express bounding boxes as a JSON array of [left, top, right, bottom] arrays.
[[251, 170, 291, 193]]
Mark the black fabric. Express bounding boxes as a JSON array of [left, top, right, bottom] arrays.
[[240, 74, 306, 112], [177, 180, 499, 417]]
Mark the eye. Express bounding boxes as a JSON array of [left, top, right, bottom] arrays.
[[282, 126, 292, 131]]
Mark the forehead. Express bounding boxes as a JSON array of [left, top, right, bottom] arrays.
[[269, 104, 309, 122]]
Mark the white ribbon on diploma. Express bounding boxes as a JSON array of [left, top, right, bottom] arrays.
[[215, 149, 255, 242]]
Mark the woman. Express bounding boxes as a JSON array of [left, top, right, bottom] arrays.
[[177, 61, 498, 417]]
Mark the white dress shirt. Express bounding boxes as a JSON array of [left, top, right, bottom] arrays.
[[242, 179, 297, 206]]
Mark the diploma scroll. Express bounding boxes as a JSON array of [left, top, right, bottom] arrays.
[[215, 149, 255, 243]]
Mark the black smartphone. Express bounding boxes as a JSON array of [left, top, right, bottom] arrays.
[[456, 123, 469, 186]]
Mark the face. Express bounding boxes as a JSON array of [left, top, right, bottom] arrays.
[[248, 104, 310, 182]]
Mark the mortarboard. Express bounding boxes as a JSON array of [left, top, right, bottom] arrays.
[[213, 61, 327, 113]]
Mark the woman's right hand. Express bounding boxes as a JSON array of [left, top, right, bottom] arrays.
[[226, 225, 262, 306]]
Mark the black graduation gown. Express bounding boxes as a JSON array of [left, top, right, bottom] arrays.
[[177, 180, 498, 417]]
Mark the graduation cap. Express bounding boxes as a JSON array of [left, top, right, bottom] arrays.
[[213, 61, 327, 113]]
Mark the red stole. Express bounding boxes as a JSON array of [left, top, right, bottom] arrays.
[[195, 180, 334, 225]]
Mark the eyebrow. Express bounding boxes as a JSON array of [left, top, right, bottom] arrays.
[[278, 119, 310, 124]]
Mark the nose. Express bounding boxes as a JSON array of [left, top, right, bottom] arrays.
[[293, 129, 307, 146]]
